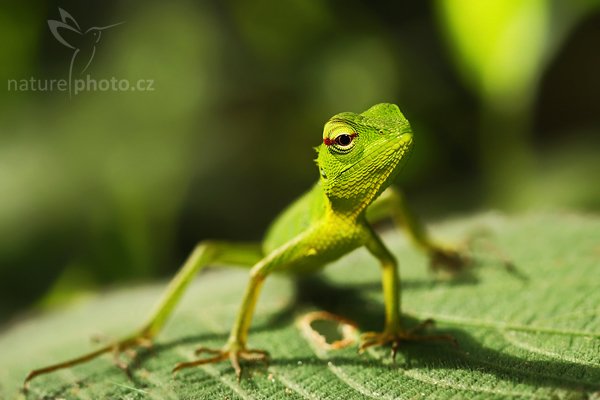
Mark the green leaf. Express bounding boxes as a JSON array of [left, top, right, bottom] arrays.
[[435, 0, 598, 105], [1, 213, 599, 399], [436, 0, 551, 104]]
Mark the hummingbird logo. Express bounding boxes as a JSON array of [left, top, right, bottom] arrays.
[[48, 8, 123, 95]]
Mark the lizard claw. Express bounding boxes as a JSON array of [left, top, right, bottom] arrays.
[[359, 319, 457, 362], [173, 344, 269, 381]]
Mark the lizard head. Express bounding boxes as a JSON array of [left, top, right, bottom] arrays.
[[316, 103, 413, 213]]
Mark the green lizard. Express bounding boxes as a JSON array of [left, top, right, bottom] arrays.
[[24, 103, 466, 387]]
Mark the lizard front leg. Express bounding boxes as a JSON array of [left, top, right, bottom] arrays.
[[172, 240, 299, 380], [359, 225, 456, 359], [172, 266, 270, 380], [367, 187, 470, 273]]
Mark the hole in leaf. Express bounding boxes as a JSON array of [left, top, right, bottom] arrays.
[[309, 319, 344, 344], [297, 311, 358, 351]]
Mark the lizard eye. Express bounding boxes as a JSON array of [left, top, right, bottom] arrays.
[[325, 132, 357, 154], [335, 134, 353, 146]]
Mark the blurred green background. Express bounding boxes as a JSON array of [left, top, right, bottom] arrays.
[[1, 0, 599, 325]]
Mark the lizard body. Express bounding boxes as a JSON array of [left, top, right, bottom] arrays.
[[25, 103, 464, 387]]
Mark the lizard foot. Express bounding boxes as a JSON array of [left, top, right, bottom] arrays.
[[173, 344, 269, 381], [359, 319, 457, 361], [24, 332, 153, 390], [428, 243, 471, 274], [90, 332, 153, 373]]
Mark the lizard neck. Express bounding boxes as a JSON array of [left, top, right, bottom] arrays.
[[321, 168, 397, 219], [322, 184, 383, 221]]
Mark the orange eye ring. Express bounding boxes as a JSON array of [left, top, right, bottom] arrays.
[[323, 133, 357, 147]]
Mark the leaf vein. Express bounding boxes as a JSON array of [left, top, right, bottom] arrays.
[[408, 311, 600, 338], [270, 368, 319, 400], [502, 330, 600, 368], [327, 361, 395, 400]]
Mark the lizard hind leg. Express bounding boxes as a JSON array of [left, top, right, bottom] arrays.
[[367, 187, 471, 274], [23, 241, 263, 390]]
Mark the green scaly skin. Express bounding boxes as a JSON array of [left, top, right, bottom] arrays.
[[24, 103, 466, 388]]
